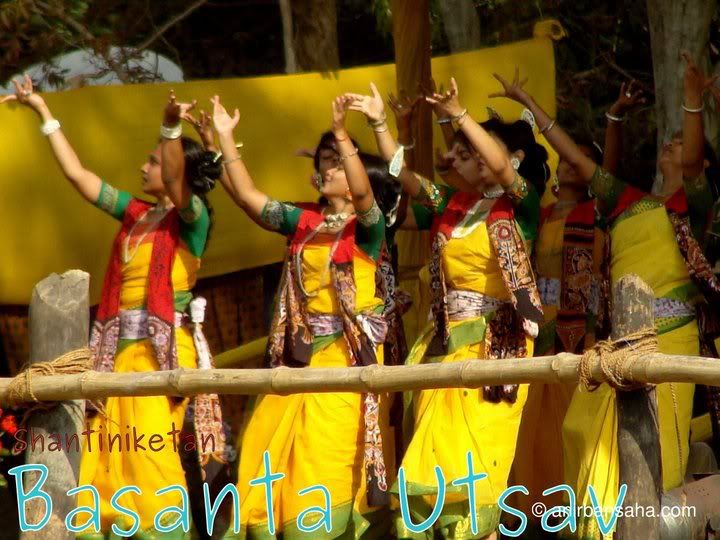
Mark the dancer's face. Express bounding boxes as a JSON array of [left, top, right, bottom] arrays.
[[140, 145, 165, 196], [659, 135, 683, 175], [311, 148, 341, 191], [320, 162, 351, 200], [449, 141, 483, 187]]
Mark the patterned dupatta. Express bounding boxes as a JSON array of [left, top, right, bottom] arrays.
[[90, 199, 179, 375], [426, 191, 543, 402], [540, 200, 609, 353], [265, 208, 389, 506]]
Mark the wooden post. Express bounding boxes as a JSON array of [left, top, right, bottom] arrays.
[[21, 271, 89, 539], [390, 0, 433, 270], [613, 274, 662, 539]]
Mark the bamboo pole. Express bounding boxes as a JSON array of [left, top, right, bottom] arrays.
[[3, 353, 720, 404]]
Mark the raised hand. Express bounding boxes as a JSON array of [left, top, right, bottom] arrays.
[[388, 91, 421, 126], [332, 95, 353, 134], [345, 82, 386, 124], [425, 77, 464, 118], [422, 78, 450, 120], [489, 67, 530, 104], [164, 90, 196, 127], [1, 74, 46, 111], [682, 51, 717, 105], [609, 81, 646, 116], [182, 109, 214, 149], [210, 95, 240, 136]]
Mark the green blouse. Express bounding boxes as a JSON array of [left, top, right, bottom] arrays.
[[94, 181, 210, 257], [409, 175, 540, 243], [259, 199, 386, 261]]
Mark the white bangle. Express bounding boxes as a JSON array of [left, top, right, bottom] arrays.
[[41, 119, 61, 136], [682, 103, 704, 114], [160, 123, 182, 139], [436, 118, 452, 125], [605, 111, 626, 123]]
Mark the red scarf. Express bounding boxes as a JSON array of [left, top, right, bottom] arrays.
[[89, 198, 179, 374]]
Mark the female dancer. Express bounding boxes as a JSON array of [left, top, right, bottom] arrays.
[[210, 94, 394, 538], [493, 57, 720, 537], [2, 78, 223, 536], [347, 80, 547, 539], [493, 71, 643, 527]]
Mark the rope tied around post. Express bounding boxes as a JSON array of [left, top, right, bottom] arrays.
[[578, 328, 658, 391], [6, 347, 93, 406]]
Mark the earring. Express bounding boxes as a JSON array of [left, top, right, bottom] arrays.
[[551, 175, 560, 196], [345, 188, 352, 201], [510, 157, 521, 170]]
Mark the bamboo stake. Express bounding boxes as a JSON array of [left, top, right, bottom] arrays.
[[2, 353, 720, 405]]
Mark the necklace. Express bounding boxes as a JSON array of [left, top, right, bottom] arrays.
[[483, 185, 505, 199], [122, 205, 170, 264]]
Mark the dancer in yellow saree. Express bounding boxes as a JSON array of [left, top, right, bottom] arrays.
[[347, 80, 548, 539], [1, 80, 225, 537], [492, 58, 720, 538], [494, 74, 644, 529], [212, 94, 396, 538]]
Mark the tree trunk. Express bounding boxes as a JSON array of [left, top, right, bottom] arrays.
[[22, 271, 89, 540], [647, 0, 717, 192], [438, 0, 481, 52], [289, 0, 339, 72], [279, 0, 298, 73]]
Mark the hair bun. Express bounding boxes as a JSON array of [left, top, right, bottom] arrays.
[[190, 151, 221, 194]]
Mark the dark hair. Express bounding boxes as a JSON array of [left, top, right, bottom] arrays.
[[704, 139, 720, 201], [179, 136, 221, 241], [358, 152, 404, 235], [454, 118, 549, 195]]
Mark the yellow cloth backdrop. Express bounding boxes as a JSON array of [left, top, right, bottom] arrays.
[[0, 23, 558, 305]]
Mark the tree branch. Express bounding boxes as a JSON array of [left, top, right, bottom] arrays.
[[135, 0, 209, 52]]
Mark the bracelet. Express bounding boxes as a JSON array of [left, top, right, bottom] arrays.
[[160, 123, 182, 139], [682, 103, 704, 114], [399, 139, 416, 150], [41, 119, 61, 136], [436, 118, 453, 125], [540, 119, 556, 134], [223, 156, 242, 166], [373, 125, 389, 134], [339, 148, 359, 162], [604, 111, 626, 123], [367, 113, 387, 128], [451, 109, 468, 123]]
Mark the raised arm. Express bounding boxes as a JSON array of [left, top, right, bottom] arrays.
[[160, 91, 197, 210], [210, 95, 270, 224], [681, 52, 716, 179], [429, 77, 517, 187], [346, 83, 424, 199], [603, 81, 645, 174], [388, 92, 421, 170], [424, 78, 455, 149], [1, 75, 101, 203], [332, 96, 375, 213], [489, 67, 597, 183], [181, 108, 243, 208]]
